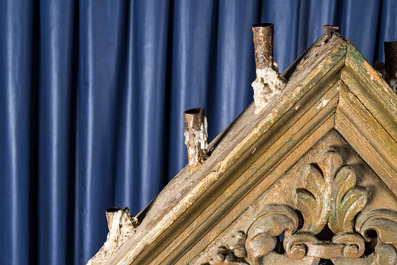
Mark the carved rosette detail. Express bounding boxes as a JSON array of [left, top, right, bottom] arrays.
[[203, 149, 397, 265]]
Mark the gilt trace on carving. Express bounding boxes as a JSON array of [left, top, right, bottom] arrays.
[[203, 149, 397, 265]]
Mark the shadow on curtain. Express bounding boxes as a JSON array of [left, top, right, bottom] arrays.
[[0, 0, 396, 264]]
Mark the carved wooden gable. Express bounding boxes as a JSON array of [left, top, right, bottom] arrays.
[[89, 29, 397, 265]]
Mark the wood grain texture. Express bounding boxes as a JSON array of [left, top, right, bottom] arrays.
[[89, 33, 397, 265]]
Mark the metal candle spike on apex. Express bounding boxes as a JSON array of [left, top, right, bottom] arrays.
[[322, 25, 339, 40]]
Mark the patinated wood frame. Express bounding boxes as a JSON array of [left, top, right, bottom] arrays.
[[90, 34, 397, 265]]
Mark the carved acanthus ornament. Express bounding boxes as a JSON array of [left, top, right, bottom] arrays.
[[203, 149, 397, 265]]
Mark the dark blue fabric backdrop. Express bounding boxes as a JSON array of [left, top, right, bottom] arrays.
[[1, 0, 396, 264]]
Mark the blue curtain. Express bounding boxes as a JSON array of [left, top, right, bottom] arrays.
[[1, 0, 396, 264]]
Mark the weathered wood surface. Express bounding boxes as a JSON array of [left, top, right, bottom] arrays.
[[195, 131, 397, 265], [89, 33, 397, 265]]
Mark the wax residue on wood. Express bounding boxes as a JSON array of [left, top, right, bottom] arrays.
[[252, 62, 286, 114], [88, 208, 139, 265]]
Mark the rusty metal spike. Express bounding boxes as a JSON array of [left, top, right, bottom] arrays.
[[252, 23, 274, 69], [322, 25, 339, 40], [384, 41, 397, 80]]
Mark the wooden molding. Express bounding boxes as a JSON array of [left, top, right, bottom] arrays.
[[88, 34, 397, 265]]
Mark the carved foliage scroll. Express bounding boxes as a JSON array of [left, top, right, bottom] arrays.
[[296, 149, 368, 235], [203, 149, 397, 265]]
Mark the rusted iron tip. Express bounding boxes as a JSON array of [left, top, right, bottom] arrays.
[[384, 42, 397, 86], [106, 207, 122, 213], [252, 23, 274, 28], [252, 23, 274, 69], [322, 25, 339, 40], [322, 25, 339, 31], [384, 41, 397, 57], [184, 108, 205, 115]]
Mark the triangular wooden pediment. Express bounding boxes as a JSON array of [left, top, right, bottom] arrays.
[[89, 34, 397, 265], [195, 130, 397, 264]]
